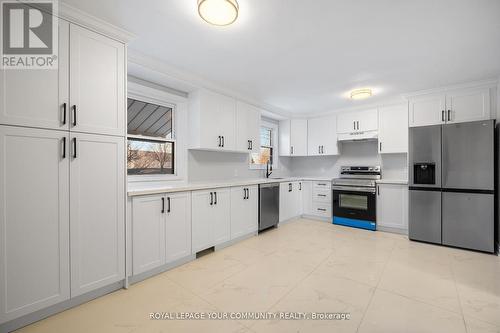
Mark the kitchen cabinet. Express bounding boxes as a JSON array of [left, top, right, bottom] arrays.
[[337, 109, 378, 134], [378, 103, 408, 154], [309, 181, 332, 218], [189, 89, 237, 151], [165, 192, 192, 263], [0, 126, 70, 323], [69, 25, 125, 136], [131, 191, 191, 276], [308, 115, 339, 156], [230, 186, 258, 239], [192, 187, 231, 252], [376, 184, 408, 231], [236, 101, 261, 154], [279, 119, 308, 156], [70, 133, 125, 297], [279, 181, 302, 221], [409, 87, 491, 127], [132, 195, 166, 275], [301, 181, 313, 215], [0, 20, 69, 130]]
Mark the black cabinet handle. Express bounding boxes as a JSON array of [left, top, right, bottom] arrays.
[[288, 183, 292, 192], [246, 188, 249, 199], [250, 140, 253, 150], [214, 192, 217, 205], [161, 197, 165, 213], [167, 197, 171, 213], [299, 182, 302, 190], [62, 137, 66, 159], [318, 208, 326, 212], [243, 188, 246, 199], [442, 110, 445, 122], [377, 186, 380, 196], [447, 110, 451, 122], [217, 136, 221, 147], [72, 105, 77, 126], [210, 192, 213, 205], [62, 103, 67, 125], [318, 194, 326, 197], [353, 121, 356, 130], [379, 142, 382, 152], [72, 137, 77, 158], [221, 136, 225, 147]]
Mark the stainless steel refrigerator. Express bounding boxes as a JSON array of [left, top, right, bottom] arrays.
[[409, 120, 495, 253]]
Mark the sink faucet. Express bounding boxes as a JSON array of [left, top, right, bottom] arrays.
[[266, 160, 273, 178]]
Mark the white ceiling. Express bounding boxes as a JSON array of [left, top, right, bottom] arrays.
[[61, 0, 500, 114]]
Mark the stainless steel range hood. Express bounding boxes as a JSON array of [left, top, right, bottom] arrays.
[[337, 130, 378, 142]]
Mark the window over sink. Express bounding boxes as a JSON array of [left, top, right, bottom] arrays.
[[127, 98, 175, 175], [250, 120, 278, 169]]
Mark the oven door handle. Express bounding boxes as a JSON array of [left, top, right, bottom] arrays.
[[332, 186, 376, 193]]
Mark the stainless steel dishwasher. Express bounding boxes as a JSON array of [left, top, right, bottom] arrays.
[[258, 183, 280, 231]]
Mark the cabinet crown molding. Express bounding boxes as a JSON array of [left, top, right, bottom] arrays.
[[59, 3, 135, 43], [403, 78, 498, 99]]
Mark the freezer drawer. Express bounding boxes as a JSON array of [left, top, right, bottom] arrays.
[[442, 192, 494, 253], [409, 189, 441, 244]]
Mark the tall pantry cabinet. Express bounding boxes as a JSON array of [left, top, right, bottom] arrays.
[[0, 18, 127, 324]]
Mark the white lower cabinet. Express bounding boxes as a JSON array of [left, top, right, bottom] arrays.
[[230, 186, 258, 239], [376, 184, 408, 231], [70, 133, 125, 297], [0, 126, 70, 323], [304, 181, 332, 219], [279, 181, 302, 222], [192, 188, 231, 253], [132, 192, 192, 276]]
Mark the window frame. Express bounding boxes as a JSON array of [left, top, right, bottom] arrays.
[[249, 120, 279, 170], [127, 90, 179, 182]]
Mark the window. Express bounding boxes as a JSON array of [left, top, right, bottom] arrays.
[[127, 98, 175, 175], [250, 123, 277, 168]]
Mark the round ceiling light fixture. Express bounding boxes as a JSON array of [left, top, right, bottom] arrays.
[[198, 0, 239, 26], [350, 88, 373, 100]]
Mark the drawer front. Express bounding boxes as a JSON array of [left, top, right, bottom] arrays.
[[312, 202, 332, 217], [313, 181, 331, 190], [312, 188, 331, 203]]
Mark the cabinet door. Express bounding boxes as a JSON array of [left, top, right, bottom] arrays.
[[446, 88, 491, 124], [358, 109, 378, 132], [236, 101, 261, 153], [165, 192, 192, 263], [290, 119, 308, 156], [377, 184, 408, 230], [279, 182, 291, 222], [409, 94, 446, 127], [378, 103, 408, 154], [230, 187, 248, 239], [0, 20, 69, 130], [301, 181, 313, 215], [213, 188, 231, 245], [191, 190, 214, 252], [0, 126, 70, 323], [337, 112, 357, 134], [69, 25, 125, 136], [294, 182, 303, 216], [245, 186, 259, 234], [279, 120, 291, 156], [132, 195, 166, 276], [308, 115, 338, 156], [70, 133, 125, 296]]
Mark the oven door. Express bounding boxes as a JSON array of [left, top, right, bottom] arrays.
[[332, 186, 376, 222]]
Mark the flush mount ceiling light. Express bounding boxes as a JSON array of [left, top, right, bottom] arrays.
[[350, 89, 373, 100], [198, 0, 239, 26]]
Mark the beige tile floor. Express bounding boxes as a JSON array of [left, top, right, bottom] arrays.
[[15, 218, 500, 333]]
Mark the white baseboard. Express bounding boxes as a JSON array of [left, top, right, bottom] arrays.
[[377, 225, 408, 235], [128, 254, 196, 285]]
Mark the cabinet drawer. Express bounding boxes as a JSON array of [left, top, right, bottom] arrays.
[[312, 188, 331, 203], [313, 181, 331, 190], [311, 202, 331, 217]]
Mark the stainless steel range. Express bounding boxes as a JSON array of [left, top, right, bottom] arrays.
[[332, 166, 381, 231]]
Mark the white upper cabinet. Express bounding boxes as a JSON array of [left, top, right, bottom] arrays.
[[189, 89, 237, 151], [445, 88, 491, 124], [378, 103, 408, 154], [279, 119, 307, 156], [409, 86, 492, 127], [337, 109, 378, 134], [307, 115, 339, 156], [69, 25, 125, 136], [0, 126, 70, 324], [0, 20, 69, 131], [236, 101, 261, 154], [70, 133, 125, 297], [408, 94, 446, 127]]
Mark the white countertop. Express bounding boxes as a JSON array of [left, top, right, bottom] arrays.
[[376, 179, 408, 185], [128, 177, 333, 196]]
